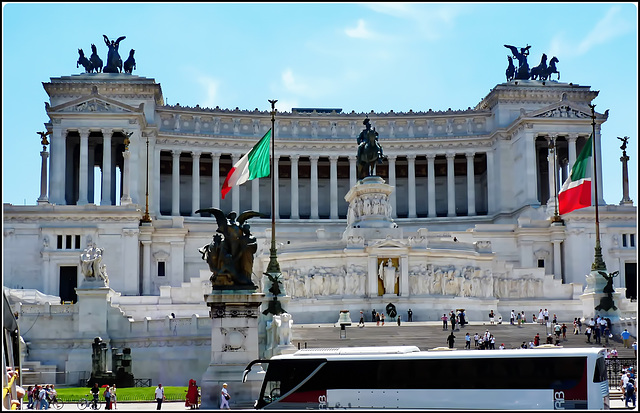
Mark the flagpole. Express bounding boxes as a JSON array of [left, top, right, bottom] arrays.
[[589, 104, 606, 271], [266, 99, 281, 274]]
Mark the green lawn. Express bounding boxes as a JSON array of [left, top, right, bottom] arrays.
[[25, 386, 189, 403]]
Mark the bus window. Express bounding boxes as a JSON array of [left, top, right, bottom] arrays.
[[593, 357, 607, 383]]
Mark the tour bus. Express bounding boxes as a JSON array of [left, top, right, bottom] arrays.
[[243, 346, 609, 410], [2, 291, 22, 410]]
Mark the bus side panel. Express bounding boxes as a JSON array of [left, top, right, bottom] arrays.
[[326, 389, 555, 410], [554, 360, 588, 410]]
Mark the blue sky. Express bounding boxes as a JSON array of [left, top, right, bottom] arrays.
[[2, 2, 637, 207]]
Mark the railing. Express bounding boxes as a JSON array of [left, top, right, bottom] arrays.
[[21, 370, 90, 387], [605, 358, 637, 389], [134, 378, 152, 387]]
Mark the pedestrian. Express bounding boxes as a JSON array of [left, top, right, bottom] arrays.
[[573, 318, 579, 335], [381, 313, 385, 326], [561, 323, 567, 340], [585, 326, 592, 343], [611, 347, 618, 358], [546, 334, 554, 344], [465, 333, 471, 349], [625, 378, 636, 409], [441, 313, 448, 330], [490, 335, 496, 350], [552, 313, 557, 324], [155, 383, 165, 410], [447, 332, 456, 348], [459, 310, 466, 327], [104, 385, 111, 410], [407, 308, 413, 322], [474, 332, 480, 348], [593, 322, 601, 344], [450, 313, 456, 331], [510, 310, 515, 325], [604, 324, 611, 344], [371, 309, 376, 323], [489, 310, 495, 325], [376, 312, 380, 326], [543, 309, 549, 325], [358, 311, 365, 327], [532, 313, 537, 324], [497, 315, 502, 324], [633, 341, 637, 358], [577, 317, 582, 333], [621, 329, 631, 348], [220, 383, 231, 410], [110, 384, 117, 409], [498, 343, 505, 350], [27, 385, 34, 409], [39, 385, 49, 410], [554, 323, 561, 339], [397, 315, 401, 326], [534, 333, 540, 347], [538, 309, 544, 324]]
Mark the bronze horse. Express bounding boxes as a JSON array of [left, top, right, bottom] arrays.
[[505, 55, 515, 81], [356, 126, 382, 180], [530, 53, 547, 80], [77, 49, 93, 73], [543, 56, 560, 81]]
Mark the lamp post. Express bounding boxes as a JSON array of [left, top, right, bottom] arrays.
[[548, 136, 562, 223], [140, 133, 152, 224]]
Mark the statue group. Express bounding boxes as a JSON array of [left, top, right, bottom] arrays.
[[80, 245, 109, 286], [197, 208, 260, 290], [504, 44, 559, 81], [356, 117, 386, 180], [76, 35, 136, 74]]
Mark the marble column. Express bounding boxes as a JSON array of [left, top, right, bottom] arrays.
[[427, 154, 436, 218], [141, 239, 152, 295], [446, 153, 456, 217], [152, 145, 161, 215], [349, 155, 357, 188], [552, 240, 563, 281], [486, 149, 496, 214], [88, 142, 96, 204], [547, 136, 556, 205], [251, 178, 260, 212], [407, 154, 416, 218], [524, 131, 538, 205], [290, 155, 299, 219], [330, 155, 338, 219], [567, 134, 578, 171], [191, 151, 201, 215], [78, 129, 90, 205], [466, 152, 476, 216], [400, 256, 409, 297], [212, 154, 220, 209], [38, 148, 50, 204], [101, 130, 113, 205], [49, 128, 66, 204], [310, 155, 319, 219], [172, 150, 181, 216], [232, 154, 240, 214], [121, 149, 132, 205], [388, 155, 397, 218]]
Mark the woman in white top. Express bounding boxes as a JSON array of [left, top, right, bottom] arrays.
[[220, 383, 230, 409]]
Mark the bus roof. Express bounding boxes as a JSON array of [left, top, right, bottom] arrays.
[[271, 346, 605, 360]]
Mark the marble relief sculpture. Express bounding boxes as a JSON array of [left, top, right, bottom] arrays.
[[80, 245, 109, 286]]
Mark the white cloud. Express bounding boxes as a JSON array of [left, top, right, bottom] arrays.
[[195, 75, 219, 109], [549, 6, 633, 58], [281, 68, 334, 99], [345, 19, 374, 39]]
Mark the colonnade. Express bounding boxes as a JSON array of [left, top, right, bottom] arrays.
[[155, 148, 493, 220]]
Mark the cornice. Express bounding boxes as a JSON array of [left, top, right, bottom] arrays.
[[476, 81, 599, 110]]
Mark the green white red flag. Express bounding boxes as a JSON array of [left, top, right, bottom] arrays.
[[221, 129, 271, 199], [558, 134, 592, 215]]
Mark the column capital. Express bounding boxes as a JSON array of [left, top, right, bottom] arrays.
[[211, 153, 221, 161], [426, 153, 436, 160], [171, 149, 181, 157], [445, 152, 456, 160], [310, 155, 320, 162], [465, 151, 476, 159], [101, 128, 113, 137], [406, 154, 416, 161], [290, 154, 300, 162], [329, 155, 339, 162], [191, 150, 201, 158], [567, 133, 579, 142], [79, 128, 90, 138], [387, 154, 397, 162]]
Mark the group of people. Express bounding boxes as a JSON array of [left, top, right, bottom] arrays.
[[26, 384, 58, 410], [90, 382, 117, 410], [621, 366, 637, 408], [462, 330, 497, 350], [441, 310, 467, 331]]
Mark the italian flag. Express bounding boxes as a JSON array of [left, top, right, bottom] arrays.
[[221, 129, 271, 199], [558, 134, 592, 215]]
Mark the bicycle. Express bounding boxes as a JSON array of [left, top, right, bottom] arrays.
[[48, 395, 64, 410], [77, 394, 102, 410]]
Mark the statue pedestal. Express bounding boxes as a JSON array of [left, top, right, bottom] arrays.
[[343, 176, 402, 242], [200, 291, 265, 409], [580, 269, 623, 333], [75, 281, 112, 335]]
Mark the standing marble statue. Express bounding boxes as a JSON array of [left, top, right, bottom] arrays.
[[80, 245, 109, 286], [379, 259, 398, 295]]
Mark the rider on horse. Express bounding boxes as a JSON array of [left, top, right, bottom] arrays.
[[357, 117, 385, 164]]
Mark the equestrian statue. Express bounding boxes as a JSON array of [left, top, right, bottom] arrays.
[[356, 117, 386, 180], [504, 44, 560, 82]]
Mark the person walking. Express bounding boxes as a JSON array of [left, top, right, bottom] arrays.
[[155, 383, 165, 410], [397, 315, 401, 326], [104, 385, 111, 410], [585, 326, 592, 343], [625, 378, 636, 408], [407, 308, 413, 322], [441, 313, 448, 330], [450, 313, 456, 331], [554, 323, 561, 340], [447, 332, 456, 349], [489, 310, 495, 325], [465, 333, 471, 349], [593, 323, 601, 344], [371, 309, 376, 323], [534, 333, 540, 347], [561, 323, 567, 340], [381, 313, 385, 326], [573, 318, 579, 335], [510, 310, 515, 325], [110, 385, 117, 409], [220, 383, 231, 410], [621, 329, 632, 348], [358, 311, 365, 327]]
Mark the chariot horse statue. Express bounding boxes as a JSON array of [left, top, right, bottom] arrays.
[[356, 117, 386, 180]]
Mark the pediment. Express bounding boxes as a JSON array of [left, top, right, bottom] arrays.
[[527, 100, 592, 119], [369, 237, 408, 249], [47, 90, 142, 114]]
